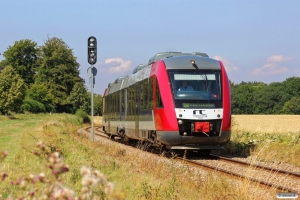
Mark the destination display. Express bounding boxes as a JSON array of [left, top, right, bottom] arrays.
[[182, 103, 215, 108]]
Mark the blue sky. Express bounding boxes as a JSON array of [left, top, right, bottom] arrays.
[[1, 0, 299, 95]]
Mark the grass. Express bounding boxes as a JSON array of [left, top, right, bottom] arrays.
[[0, 113, 257, 199]]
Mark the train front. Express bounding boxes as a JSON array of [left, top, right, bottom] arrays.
[[155, 55, 231, 150]]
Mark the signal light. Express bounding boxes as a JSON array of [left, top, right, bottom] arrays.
[[88, 36, 97, 65]]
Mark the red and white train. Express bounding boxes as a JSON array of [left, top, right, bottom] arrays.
[[102, 52, 231, 153]]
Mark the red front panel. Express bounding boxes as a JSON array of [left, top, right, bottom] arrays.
[[150, 60, 178, 131], [220, 61, 231, 131]]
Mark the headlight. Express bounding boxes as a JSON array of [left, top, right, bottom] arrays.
[[178, 120, 183, 125]]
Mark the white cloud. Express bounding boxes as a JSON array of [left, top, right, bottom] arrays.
[[251, 54, 292, 75], [213, 56, 238, 72], [266, 55, 292, 63], [104, 57, 132, 73], [251, 63, 288, 75]]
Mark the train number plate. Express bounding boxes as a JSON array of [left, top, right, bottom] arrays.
[[193, 114, 207, 119]]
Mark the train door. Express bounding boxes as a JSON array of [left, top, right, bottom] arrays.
[[135, 83, 139, 137]]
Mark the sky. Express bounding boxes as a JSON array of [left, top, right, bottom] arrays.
[[1, 0, 299, 95]]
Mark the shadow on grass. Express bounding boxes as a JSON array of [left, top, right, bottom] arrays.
[[218, 140, 257, 158]]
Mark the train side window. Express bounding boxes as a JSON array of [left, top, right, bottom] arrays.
[[117, 92, 120, 118], [110, 95, 112, 116], [108, 96, 110, 115], [121, 90, 125, 115], [149, 77, 153, 109], [114, 93, 117, 119], [156, 78, 163, 108], [127, 89, 131, 120], [140, 79, 148, 110], [105, 97, 107, 114], [112, 93, 115, 120], [140, 82, 144, 110], [128, 86, 134, 120], [106, 96, 108, 115], [144, 79, 149, 110], [132, 85, 136, 117]]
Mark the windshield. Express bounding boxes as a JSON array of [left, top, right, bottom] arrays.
[[168, 69, 222, 108]]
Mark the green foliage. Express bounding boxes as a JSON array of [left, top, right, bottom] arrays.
[[2, 39, 39, 85], [0, 66, 27, 114], [68, 83, 90, 113], [281, 97, 300, 114], [35, 37, 84, 113], [231, 77, 300, 114], [94, 94, 103, 116], [0, 60, 5, 72], [21, 98, 46, 113], [25, 83, 55, 112], [75, 109, 90, 123]]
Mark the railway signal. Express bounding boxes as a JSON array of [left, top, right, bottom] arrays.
[[88, 36, 97, 65], [87, 36, 97, 142]]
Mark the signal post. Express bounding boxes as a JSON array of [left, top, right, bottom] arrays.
[[87, 36, 97, 142]]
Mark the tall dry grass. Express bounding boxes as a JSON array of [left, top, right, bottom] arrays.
[[227, 115, 300, 166], [232, 115, 300, 134]]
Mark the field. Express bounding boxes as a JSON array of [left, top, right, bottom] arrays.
[[0, 114, 299, 199], [232, 115, 300, 134]]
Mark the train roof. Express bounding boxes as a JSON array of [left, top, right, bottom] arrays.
[[148, 52, 209, 65], [105, 52, 220, 95], [132, 64, 148, 74], [163, 55, 221, 70]]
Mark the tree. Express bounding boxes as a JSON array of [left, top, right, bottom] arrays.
[[94, 94, 103, 116], [0, 66, 27, 114], [281, 97, 300, 114], [35, 37, 84, 112], [68, 82, 90, 113], [2, 39, 39, 85], [24, 83, 55, 112], [0, 60, 5, 72], [282, 77, 300, 98]]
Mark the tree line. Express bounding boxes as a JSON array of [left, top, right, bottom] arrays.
[[0, 38, 102, 115], [231, 77, 300, 114], [1, 38, 299, 115]]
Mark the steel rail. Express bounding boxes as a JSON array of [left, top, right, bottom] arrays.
[[176, 157, 298, 193], [211, 154, 300, 178]]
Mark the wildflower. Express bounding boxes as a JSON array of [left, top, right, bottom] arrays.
[[80, 166, 91, 176], [104, 182, 115, 195], [48, 152, 60, 164], [36, 173, 45, 182], [33, 151, 40, 156], [1, 172, 8, 181], [19, 180, 26, 188], [36, 141, 46, 151], [0, 151, 8, 159]]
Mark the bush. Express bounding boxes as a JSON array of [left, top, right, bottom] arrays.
[[75, 109, 90, 123], [21, 98, 46, 113]]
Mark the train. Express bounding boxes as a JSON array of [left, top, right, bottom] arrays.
[[102, 52, 231, 153]]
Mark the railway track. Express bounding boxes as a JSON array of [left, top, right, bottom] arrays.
[[177, 156, 299, 193], [82, 126, 300, 194]]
